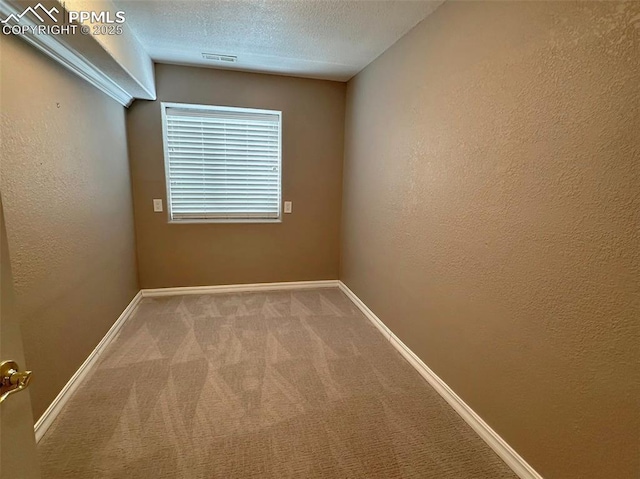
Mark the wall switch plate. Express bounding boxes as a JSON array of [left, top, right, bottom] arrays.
[[284, 201, 292, 214], [153, 199, 163, 212]]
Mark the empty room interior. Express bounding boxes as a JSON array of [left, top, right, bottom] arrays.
[[0, 0, 638, 478]]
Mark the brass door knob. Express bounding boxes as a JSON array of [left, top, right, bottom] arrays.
[[0, 360, 32, 403]]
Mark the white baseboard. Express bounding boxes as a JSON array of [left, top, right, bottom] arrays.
[[141, 280, 340, 297], [337, 281, 543, 479], [34, 291, 142, 442]]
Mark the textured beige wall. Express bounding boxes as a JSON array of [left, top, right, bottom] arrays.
[[341, 2, 640, 478], [127, 64, 345, 288], [0, 35, 139, 419]]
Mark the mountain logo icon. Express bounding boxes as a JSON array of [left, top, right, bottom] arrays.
[[1, 3, 60, 24]]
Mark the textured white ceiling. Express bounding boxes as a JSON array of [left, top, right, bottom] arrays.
[[114, 0, 443, 81]]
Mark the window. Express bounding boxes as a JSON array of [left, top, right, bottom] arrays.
[[161, 102, 282, 222]]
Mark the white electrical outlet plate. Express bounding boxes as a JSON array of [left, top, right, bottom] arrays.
[[284, 201, 292, 213], [153, 199, 163, 212]]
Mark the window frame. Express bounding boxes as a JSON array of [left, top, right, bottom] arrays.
[[161, 101, 283, 224]]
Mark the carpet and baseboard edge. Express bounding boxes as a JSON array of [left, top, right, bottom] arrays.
[[337, 282, 543, 479], [33, 290, 143, 442]]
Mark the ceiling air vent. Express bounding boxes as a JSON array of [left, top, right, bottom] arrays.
[[202, 53, 237, 63]]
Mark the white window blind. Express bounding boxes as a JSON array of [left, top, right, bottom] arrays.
[[162, 103, 282, 222]]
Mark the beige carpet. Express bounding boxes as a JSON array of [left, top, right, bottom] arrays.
[[38, 288, 516, 478]]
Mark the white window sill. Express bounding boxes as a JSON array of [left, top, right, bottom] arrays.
[[168, 218, 282, 225]]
